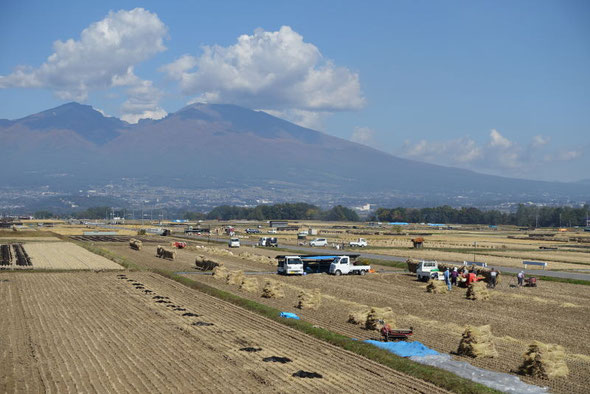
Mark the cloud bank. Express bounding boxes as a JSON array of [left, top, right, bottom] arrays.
[[0, 8, 168, 123], [162, 26, 365, 126], [401, 129, 582, 178]]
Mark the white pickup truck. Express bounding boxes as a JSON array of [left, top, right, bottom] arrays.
[[349, 238, 368, 247], [329, 256, 371, 276], [416, 260, 443, 281]]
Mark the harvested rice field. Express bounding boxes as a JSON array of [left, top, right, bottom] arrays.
[[0, 271, 448, 393], [98, 241, 590, 393], [22, 242, 124, 270]]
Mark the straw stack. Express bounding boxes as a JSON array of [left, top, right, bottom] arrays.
[[297, 288, 321, 310], [195, 255, 222, 271], [365, 307, 396, 331], [240, 277, 259, 293], [212, 266, 229, 281], [466, 281, 489, 300], [457, 325, 498, 358], [261, 280, 285, 299], [227, 270, 245, 286], [426, 279, 448, 293], [519, 341, 569, 379], [347, 304, 370, 325]]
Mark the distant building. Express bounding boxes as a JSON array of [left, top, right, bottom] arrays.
[[269, 220, 288, 228]]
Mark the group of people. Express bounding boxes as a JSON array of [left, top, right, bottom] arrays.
[[442, 266, 501, 291]]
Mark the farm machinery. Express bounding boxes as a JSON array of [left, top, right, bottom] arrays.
[[379, 320, 413, 342], [172, 242, 187, 249]]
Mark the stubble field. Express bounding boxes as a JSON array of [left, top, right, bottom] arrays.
[[0, 270, 449, 393]]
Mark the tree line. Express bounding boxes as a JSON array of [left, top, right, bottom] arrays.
[[372, 204, 590, 227], [194, 203, 360, 222], [34, 203, 590, 227]]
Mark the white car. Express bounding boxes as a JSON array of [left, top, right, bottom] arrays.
[[309, 238, 328, 247], [228, 238, 240, 248]]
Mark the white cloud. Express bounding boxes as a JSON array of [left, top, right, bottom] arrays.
[[532, 134, 550, 147], [489, 129, 512, 148], [162, 26, 365, 115], [261, 109, 328, 130], [0, 8, 168, 122], [401, 130, 582, 178], [351, 126, 376, 146], [403, 136, 482, 164]]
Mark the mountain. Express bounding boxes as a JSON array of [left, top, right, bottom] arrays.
[[1, 102, 588, 207], [1, 102, 127, 145]]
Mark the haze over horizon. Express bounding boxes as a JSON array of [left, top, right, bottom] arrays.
[[1, 1, 589, 183]]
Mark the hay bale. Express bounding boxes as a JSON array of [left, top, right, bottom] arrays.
[[159, 247, 176, 260], [406, 258, 419, 273], [212, 266, 229, 281], [227, 270, 245, 286], [365, 307, 396, 331], [194, 255, 222, 271], [457, 325, 498, 358], [347, 305, 370, 325], [129, 238, 142, 250], [297, 288, 321, 310], [240, 277, 259, 293], [466, 281, 489, 300], [519, 341, 569, 379], [426, 279, 448, 294], [261, 280, 284, 299]]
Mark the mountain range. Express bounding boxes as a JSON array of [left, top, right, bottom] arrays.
[[1, 102, 588, 209]]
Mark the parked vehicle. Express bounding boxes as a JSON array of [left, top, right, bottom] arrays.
[[258, 237, 278, 247], [228, 238, 240, 248], [309, 238, 328, 247], [276, 255, 304, 275], [349, 238, 368, 247], [416, 260, 443, 281], [329, 255, 371, 276], [246, 228, 261, 234]]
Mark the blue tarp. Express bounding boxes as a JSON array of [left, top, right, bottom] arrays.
[[364, 340, 439, 357], [279, 312, 300, 320]]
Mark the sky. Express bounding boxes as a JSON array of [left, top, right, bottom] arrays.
[[1, 0, 589, 182]]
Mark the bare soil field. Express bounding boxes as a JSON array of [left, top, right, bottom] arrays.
[[0, 271, 447, 393], [23, 242, 124, 270], [98, 241, 590, 393]]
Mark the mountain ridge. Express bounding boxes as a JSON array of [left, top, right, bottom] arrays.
[[1, 102, 588, 206]]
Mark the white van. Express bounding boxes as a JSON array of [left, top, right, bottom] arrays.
[[309, 238, 327, 247], [277, 255, 304, 275], [228, 238, 240, 248]]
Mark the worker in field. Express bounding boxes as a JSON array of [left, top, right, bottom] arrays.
[[517, 271, 525, 286], [443, 267, 452, 291], [451, 267, 458, 287], [490, 268, 499, 288]]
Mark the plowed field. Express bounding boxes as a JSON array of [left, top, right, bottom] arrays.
[[0, 271, 448, 393]]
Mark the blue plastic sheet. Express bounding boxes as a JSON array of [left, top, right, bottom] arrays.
[[364, 340, 439, 357], [279, 312, 300, 320]]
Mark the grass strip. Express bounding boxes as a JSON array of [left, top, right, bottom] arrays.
[[534, 275, 590, 286], [154, 269, 497, 394]]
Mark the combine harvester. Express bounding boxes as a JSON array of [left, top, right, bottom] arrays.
[[276, 254, 370, 276]]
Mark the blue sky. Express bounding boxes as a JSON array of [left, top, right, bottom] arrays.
[[1, 1, 589, 181]]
